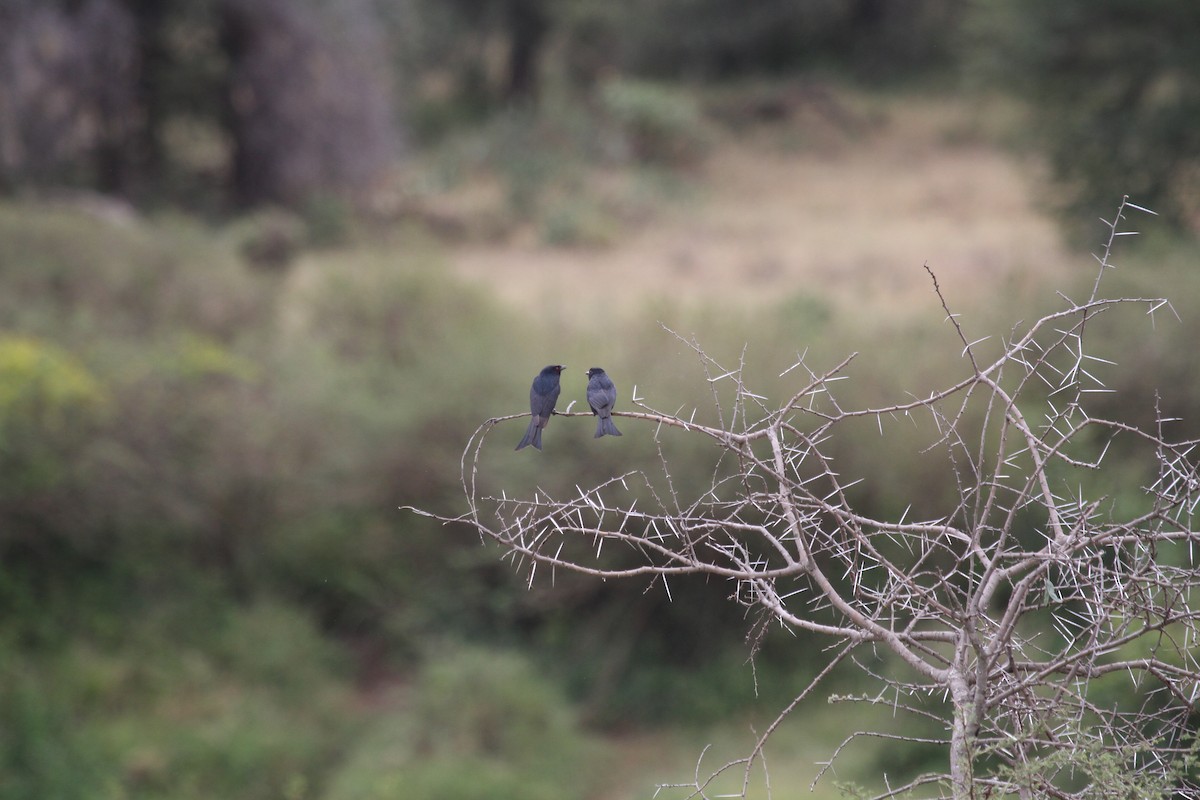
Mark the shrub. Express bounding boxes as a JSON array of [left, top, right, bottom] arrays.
[[0, 335, 108, 529], [0, 203, 269, 340], [325, 644, 599, 800], [600, 79, 711, 167], [233, 208, 306, 272], [0, 656, 109, 800]]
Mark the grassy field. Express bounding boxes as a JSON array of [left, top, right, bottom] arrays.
[[431, 89, 1080, 323], [600, 704, 918, 800]]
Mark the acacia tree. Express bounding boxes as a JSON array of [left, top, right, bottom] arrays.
[[410, 200, 1200, 798]]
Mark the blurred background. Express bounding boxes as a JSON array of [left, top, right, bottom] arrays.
[[1, 1, 1198, 798]]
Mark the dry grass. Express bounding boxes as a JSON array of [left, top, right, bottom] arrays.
[[440, 90, 1079, 324]]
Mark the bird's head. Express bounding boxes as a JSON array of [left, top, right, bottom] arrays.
[[586, 367, 605, 378]]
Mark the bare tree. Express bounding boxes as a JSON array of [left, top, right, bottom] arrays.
[[409, 199, 1200, 799]]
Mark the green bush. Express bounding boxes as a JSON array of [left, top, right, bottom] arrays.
[[232, 208, 306, 271], [0, 656, 110, 800], [302, 194, 356, 248], [0, 205, 268, 340], [0, 335, 108, 423], [0, 596, 354, 800], [540, 198, 619, 247], [0, 335, 109, 534], [325, 644, 599, 800], [600, 79, 711, 167]]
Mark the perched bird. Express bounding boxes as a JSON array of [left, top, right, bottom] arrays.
[[516, 365, 565, 451], [586, 367, 622, 438]]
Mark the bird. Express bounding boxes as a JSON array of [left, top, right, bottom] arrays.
[[586, 367, 622, 438], [516, 365, 565, 450]]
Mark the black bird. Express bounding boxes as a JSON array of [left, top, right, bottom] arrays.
[[586, 367, 622, 438], [516, 365, 565, 450]]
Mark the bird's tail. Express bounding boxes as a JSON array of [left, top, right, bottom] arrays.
[[516, 419, 543, 450], [594, 415, 622, 438]]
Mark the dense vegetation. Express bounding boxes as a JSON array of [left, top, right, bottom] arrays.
[[2, 2, 1198, 798], [4, 187, 1198, 798]]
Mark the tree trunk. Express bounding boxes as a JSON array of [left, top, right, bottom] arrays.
[[122, 0, 170, 196], [505, 0, 548, 106], [949, 672, 975, 800]]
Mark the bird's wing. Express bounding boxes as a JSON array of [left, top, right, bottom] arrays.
[[532, 380, 561, 417]]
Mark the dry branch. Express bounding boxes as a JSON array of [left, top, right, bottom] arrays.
[[405, 198, 1200, 799]]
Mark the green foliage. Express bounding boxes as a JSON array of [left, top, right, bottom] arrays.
[[484, 109, 587, 217], [587, 643, 785, 726], [410, 94, 694, 243], [995, 737, 1196, 799], [969, 0, 1200, 232], [0, 336, 107, 421], [0, 203, 269, 340], [0, 334, 108, 515], [1084, 238, 1200, 439], [335, 758, 559, 800], [600, 80, 712, 167], [302, 194, 357, 247], [233, 208, 306, 271], [0, 657, 109, 800], [325, 645, 599, 800], [212, 601, 351, 698], [166, 333, 260, 383], [0, 597, 351, 800], [540, 196, 619, 247], [415, 645, 581, 757], [292, 246, 497, 368]]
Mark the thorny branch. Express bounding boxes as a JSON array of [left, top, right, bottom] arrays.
[[406, 199, 1200, 798]]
